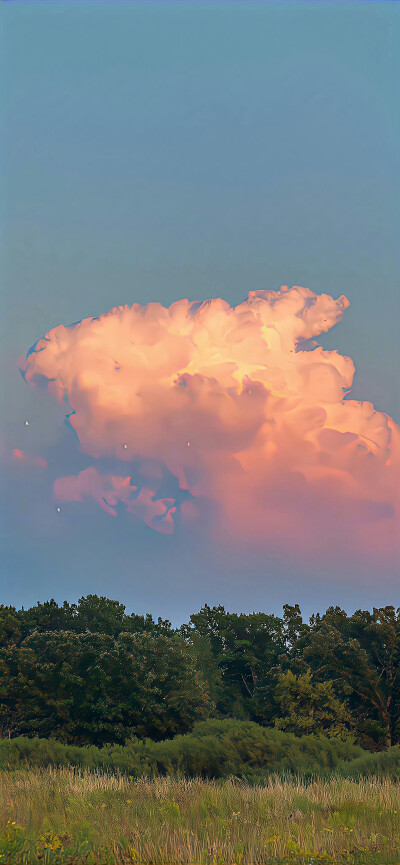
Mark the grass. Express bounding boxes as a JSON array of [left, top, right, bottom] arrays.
[[1, 768, 399, 864]]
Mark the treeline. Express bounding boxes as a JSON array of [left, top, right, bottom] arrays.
[[1, 596, 399, 751]]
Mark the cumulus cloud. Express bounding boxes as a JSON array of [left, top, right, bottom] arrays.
[[20, 286, 400, 565]]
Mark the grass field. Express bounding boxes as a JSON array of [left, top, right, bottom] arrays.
[[1, 768, 399, 864]]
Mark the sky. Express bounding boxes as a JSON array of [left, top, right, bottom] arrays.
[[1, 1, 399, 626]]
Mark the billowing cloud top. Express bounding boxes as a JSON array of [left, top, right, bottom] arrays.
[[20, 286, 400, 563]]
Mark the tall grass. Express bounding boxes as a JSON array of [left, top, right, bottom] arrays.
[[1, 768, 399, 864]]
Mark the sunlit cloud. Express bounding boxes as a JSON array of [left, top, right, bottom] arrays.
[[20, 286, 400, 565]]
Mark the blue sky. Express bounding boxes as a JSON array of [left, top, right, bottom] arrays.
[[1, 1, 399, 624]]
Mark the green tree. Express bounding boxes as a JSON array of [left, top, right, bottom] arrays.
[[280, 604, 311, 672], [0, 641, 22, 739], [274, 668, 353, 738], [304, 606, 400, 749], [69, 595, 127, 636], [0, 630, 212, 745], [183, 605, 286, 722], [16, 596, 174, 640], [183, 631, 225, 716], [18, 599, 74, 639], [0, 605, 21, 648]]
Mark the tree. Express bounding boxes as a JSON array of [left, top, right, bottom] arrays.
[[2, 596, 399, 751], [183, 631, 225, 716], [18, 599, 74, 639], [183, 605, 286, 722], [14, 595, 174, 641], [280, 604, 311, 672], [0, 630, 212, 745], [274, 668, 353, 739], [304, 606, 400, 749], [0, 605, 21, 648], [69, 595, 127, 636]]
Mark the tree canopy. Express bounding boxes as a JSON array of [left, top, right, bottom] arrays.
[[1, 596, 399, 750]]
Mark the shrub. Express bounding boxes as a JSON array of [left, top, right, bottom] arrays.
[[341, 745, 400, 779], [0, 719, 366, 780]]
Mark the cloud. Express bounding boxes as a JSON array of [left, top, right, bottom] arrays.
[[53, 467, 176, 533], [20, 286, 400, 566], [12, 449, 48, 469]]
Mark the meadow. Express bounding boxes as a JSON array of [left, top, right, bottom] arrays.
[[1, 768, 400, 865], [2, 599, 400, 863]]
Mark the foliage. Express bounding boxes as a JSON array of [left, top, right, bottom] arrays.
[[181, 605, 286, 723], [0, 630, 211, 745], [303, 605, 400, 749], [342, 745, 400, 780], [183, 602, 400, 749], [1, 596, 400, 750], [16, 595, 173, 641], [274, 668, 353, 739], [0, 720, 364, 780]]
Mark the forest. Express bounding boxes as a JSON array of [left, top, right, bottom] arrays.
[[1, 596, 399, 753]]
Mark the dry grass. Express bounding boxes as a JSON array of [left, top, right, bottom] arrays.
[[1, 768, 399, 863]]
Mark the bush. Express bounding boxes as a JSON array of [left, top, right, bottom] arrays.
[[0, 719, 366, 780], [341, 745, 400, 779]]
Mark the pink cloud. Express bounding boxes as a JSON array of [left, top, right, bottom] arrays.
[[12, 449, 47, 469], [53, 467, 176, 534], [20, 286, 400, 567]]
